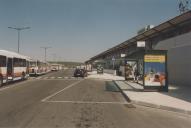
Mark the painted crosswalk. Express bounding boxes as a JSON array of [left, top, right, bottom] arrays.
[[29, 76, 83, 80]]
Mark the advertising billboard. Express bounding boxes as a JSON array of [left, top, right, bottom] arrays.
[[144, 51, 168, 91]]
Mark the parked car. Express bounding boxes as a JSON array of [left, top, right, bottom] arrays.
[[74, 69, 86, 77], [97, 65, 103, 74]]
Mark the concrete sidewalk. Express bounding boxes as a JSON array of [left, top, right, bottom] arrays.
[[115, 80, 191, 115], [87, 71, 125, 81]]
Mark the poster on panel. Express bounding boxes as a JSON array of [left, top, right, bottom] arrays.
[[144, 54, 167, 88]]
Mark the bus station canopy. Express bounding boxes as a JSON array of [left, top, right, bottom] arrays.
[[86, 11, 191, 63]]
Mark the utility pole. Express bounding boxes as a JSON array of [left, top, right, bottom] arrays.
[[41, 47, 51, 62], [51, 53, 57, 63], [8, 26, 30, 53]]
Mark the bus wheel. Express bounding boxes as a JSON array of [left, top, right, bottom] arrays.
[[0, 77, 3, 87]]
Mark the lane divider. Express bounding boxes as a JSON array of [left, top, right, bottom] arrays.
[[43, 100, 131, 105], [29, 76, 82, 80], [41, 80, 84, 102]]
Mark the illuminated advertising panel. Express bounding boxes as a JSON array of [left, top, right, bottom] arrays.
[[144, 50, 168, 91]]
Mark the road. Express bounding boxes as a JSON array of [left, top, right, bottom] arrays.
[[0, 69, 191, 128]]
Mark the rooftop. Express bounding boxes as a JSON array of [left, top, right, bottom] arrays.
[[86, 10, 191, 63]]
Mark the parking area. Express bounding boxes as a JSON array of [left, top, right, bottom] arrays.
[[0, 69, 191, 128]]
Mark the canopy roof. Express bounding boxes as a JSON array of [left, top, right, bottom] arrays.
[[87, 11, 191, 63]]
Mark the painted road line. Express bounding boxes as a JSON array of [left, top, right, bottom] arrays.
[[64, 77, 68, 79], [0, 80, 33, 92], [34, 78, 79, 81], [0, 86, 14, 92], [57, 77, 62, 79], [41, 80, 84, 102], [29, 77, 35, 80], [50, 77, 55, 79], [44, 100, 131, 105], [36, 77, 42, 80]]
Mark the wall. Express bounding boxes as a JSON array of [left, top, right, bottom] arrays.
[[154, 32, 191, 86]]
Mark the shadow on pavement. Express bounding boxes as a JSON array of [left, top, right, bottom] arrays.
[[105, 81, 120, 92], [161, 84, 191, 103]]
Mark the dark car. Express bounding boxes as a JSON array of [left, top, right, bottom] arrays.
[[74, 69, 85, 77], [97, 65, 103, 74]]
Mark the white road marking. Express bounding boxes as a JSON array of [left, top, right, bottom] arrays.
[[50, 77, 55, 79], [58, 77, 62, 79], [43, 100, 130, 105], [41, 80, 84, 102], [36, 77, 42, 79], [0, 80, 32, 92], [64, 77, 68, 79], [0, 86, 15, 92], [35, 79, 78, 81]]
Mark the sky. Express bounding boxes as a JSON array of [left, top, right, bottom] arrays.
[[0, 0, 183, 62]]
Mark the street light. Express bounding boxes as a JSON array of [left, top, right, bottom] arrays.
[[51, 53, 57, 62], [8, 26, 30, 53], [40, 47, 51, 62]]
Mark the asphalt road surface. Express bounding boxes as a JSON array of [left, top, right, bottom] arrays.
[[0, 69, 191, 128]]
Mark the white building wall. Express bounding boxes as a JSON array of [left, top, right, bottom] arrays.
[[154, 32, 191, 85]]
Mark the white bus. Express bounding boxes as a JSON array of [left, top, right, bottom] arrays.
[[51, 64, 62, 71], [29, 60, 50, 76], [0, 50, 30, 86]]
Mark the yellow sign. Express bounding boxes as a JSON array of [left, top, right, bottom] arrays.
[[144, 55, 165, 63]]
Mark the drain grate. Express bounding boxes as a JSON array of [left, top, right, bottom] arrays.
[[105, 81, 120, 92]]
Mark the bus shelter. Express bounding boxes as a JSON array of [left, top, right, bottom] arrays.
[[125, 50, 168, 92]]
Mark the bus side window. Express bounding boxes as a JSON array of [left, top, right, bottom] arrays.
[[0, 55, 6, 67], [13, 58, 19, 67], [23, 59, 26, 67]]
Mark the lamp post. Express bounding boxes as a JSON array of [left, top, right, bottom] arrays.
[[51, 53, 57, 63], [8, 26, 30, 53], [41, 47, 51, 62]]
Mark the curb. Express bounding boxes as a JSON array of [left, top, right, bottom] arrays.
[[131, 100, 191, 115], [114, 80, 191, 116], [113, 81, 131, 102]]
